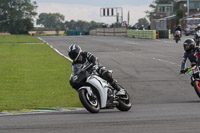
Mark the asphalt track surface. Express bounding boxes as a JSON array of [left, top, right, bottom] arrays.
[[1, 36, 200, 133]]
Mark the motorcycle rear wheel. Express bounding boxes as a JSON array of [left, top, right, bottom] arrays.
[[175, 37, 179, 43], [116, 92, 132, 111], [78, 88, 100, 113]]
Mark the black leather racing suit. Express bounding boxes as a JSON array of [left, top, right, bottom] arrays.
[[181, 47, 200, 70], [71, 51, 120, 90]]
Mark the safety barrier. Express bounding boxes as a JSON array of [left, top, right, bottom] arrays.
[[89, 28, 126, 36], [126, 30, 156, 39], [157, 30, 171, 39], [0, 33, 11, 35], [29, 31, 65, 36], [89, 30, 97, 36], [89, 29, 171, 39], [66, 30, 88, 36]]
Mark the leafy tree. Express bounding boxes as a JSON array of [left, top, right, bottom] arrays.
[[88, 21, 104, 30], [55, 25, 61, 35], [0, 0, 37, 34], [176, 10, 183, 25], [134, 18, 150, 29], [37, 13, 65, 29], [9, 18, 34, 34], [65, 20, 76, 30], [64, 20, 104, 31]]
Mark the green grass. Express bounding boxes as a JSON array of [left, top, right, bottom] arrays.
[[0, 43, 82, 111], [0, 35, 43, 43]]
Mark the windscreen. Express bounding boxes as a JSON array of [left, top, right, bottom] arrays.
[[72, 64, 83, 74]]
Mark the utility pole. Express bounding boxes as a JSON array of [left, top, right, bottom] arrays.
[[187, 0, 189, 17], [128, 11, 130, 26]]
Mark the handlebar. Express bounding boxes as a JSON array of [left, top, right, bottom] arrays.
[[84, 63, 94, 71], [180, 65, 200, 75], [80, 63, 99, 74]]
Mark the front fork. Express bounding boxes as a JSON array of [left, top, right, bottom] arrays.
[[191, 76, 195, 86]]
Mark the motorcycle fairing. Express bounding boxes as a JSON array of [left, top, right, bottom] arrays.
[[86, 75, 109, 108]]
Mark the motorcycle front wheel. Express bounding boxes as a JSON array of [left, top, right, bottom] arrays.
[[78, 88, 100, 113], [193, 81, 200, 98]]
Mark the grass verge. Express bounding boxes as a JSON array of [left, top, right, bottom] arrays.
[[0, 43, 82, 111], [0, 35, 43, 43]]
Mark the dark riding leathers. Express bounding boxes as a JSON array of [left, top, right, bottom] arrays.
[[194, 27, 200, 46], [181, 47, 200, 70], [174, 27, 182, 37], [175, 27, 182, 32], [72, 51, 121, 91]]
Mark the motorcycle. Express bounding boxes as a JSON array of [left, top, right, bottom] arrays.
[[69, 63, 132, 113], [174, 30, 181, 43], [181, 64, 200, 98], [194, 30, 200, 46]]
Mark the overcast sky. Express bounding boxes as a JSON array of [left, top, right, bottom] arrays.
[[34, 0, 154, 25]]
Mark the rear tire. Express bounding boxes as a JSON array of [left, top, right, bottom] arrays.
[[116, 91, 132, 111], [193, 81, 200, 98], [78, 89, 100, 113]]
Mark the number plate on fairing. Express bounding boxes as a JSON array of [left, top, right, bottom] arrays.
[[188, 67, 199, 76], [188, 68, 193, 76]]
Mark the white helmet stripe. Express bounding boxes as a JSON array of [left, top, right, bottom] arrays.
[[69, 44, 77, 52], [72, 44, 76, 50]]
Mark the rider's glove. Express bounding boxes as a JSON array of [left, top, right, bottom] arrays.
[[92, 65, 99, 71], [180, 69, 185, 74]]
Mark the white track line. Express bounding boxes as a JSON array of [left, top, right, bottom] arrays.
[[125, 42, 141, 45], [38, 37, 72, 62], [152, 57, 177, 65]]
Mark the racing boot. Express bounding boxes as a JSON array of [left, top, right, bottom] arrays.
[[111, 80, 126, 96]]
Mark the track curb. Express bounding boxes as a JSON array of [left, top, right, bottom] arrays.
[[0, 107, 84, 116]]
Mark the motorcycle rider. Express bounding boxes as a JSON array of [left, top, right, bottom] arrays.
[[194, 24, 200, 46], [68, 44, 125, 95], [195, 24, 200, 31], [175, 25, 182, 33], [174, 25, 182, 39], [180, 39, 200, 74]]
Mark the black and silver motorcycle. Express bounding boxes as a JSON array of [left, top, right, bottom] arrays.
[[69, 63, 132, 113]]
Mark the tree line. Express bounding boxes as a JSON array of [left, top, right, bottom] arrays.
[[0, 0, 37, 34], [37, 13, 105, 31], [0, 0, 104, 34], [0, 0, 151, 34]]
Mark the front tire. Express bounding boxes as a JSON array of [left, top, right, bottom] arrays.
[[193, 81, 200, 98], [78, 88, 100, 113]]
